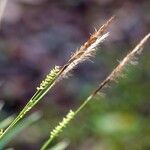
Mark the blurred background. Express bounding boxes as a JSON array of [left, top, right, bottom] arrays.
[[0, 0, 149, 149]]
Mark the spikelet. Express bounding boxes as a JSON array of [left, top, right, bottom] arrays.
[[37, 66, 60, 90], [50, 110, 75, 139], [56, 16, 114, 81], [60, 32, 109, 80], [108, 33, 150, 82], [60, 33, 109, 79], [68, 16, 115, 63], [92, 33, 150, 96]]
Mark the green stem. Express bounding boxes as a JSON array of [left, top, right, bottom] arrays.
[[41, 138, 53, 150], [74, 95, 92, 115], [40, 95, 93, 150], [0, 71, 58, 140], [0, 90, 40, 139]]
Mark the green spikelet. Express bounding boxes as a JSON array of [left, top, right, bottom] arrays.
[[50, 110, 75, 139], [0, 66, 61, 140], [37, 66, 60, 90], [41, 110, 75, 150]]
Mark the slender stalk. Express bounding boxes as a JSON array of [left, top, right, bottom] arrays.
[[0, 17, 113, 140], [41, 95, 92, 150], [0, 66, 60, 139], [41, 138, 53, 150], [41, 33, 150, 150]]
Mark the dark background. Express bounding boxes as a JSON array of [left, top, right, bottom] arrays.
[[0, 0, 149, 149]]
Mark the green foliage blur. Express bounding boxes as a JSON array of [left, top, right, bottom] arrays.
[[0, 0, 149, 149]]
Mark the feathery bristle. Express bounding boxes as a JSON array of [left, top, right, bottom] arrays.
[[94, 16, 115, 38], [68, 16, 115, 64], [56, 16, 114, 81], [109, 33, 150, 81], [92, 33, 150, 96], [60, 32, 109, 79]]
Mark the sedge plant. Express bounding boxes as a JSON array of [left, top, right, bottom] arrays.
[[0, 16, 115, 140], [41, 33, 150, 150]]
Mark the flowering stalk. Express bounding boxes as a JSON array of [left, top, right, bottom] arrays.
[[59, 16, 115, 79], [41, 33, 150, 150], [0, 66, 60, 139], [0, 17, 113, 140]]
